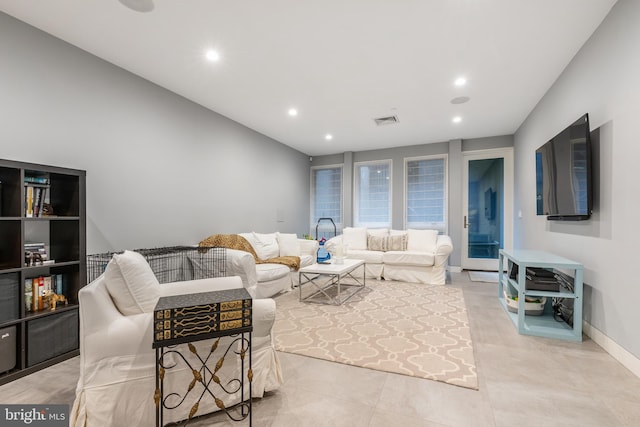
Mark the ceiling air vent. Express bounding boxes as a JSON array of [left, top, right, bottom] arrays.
[[373, 115, 399, 126]]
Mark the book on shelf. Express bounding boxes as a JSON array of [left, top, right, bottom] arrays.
[[24, 176, 50, 185], [25, 279, 33, 313], [25, 185, 34, 217], [52, 274, 63, 295], [31, 277, 38, 312], [24, 242, 46, 251], [33, 187, 48, 217], [38, 276, 44, 310]]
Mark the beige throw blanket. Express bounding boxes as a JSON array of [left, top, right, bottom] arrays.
[[199, 234, 301, 271]]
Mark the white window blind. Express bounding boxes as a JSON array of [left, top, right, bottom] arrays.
[[405, 156, 447, 232], [354, 160, 391, 228], [311, 166, 343, 234]]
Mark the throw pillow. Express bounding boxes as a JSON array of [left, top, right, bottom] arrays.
[[387, 234, 407, 251], [342, 227, 368, 250], [277, 232, 301, 256], [104, 250, 160, 315], [407, 229, 439, 252], [251, 232, 280, 259], [367, 235, 387, 251]]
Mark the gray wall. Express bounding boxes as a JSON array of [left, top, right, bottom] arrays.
[[514, 0, 640, 358], [0, 13, 310, 253], [313, 135, 514, 267]]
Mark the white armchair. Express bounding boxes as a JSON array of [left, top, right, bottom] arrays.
[[70, 251, 283, 427]]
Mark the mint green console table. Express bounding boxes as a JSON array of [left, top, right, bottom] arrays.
[[498, 249, 583, 342]]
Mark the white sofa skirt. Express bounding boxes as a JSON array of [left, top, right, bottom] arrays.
[[254, 263, 291, 298], [383, 263, 447, 285], [345, 249, 384, 279]]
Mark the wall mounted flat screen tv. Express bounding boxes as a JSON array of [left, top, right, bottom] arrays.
[[536, 113, 592, 220]]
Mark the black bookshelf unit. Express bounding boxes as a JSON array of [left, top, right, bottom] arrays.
[[0, 158, 86, 385]]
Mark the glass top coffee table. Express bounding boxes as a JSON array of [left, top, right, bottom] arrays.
[[298, 259, 366, 305]]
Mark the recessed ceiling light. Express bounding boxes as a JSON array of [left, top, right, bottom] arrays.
[[452, 116, 462, 123], [205, 50, 220, 62], [288, 108, 298, 117], [325, 134, 333, 141], [454, 77, 467, 87]]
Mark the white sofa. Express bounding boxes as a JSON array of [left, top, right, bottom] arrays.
[[224, 232, 318, 298], [70, 250, 283, 427], [325, 227, 453, 285]]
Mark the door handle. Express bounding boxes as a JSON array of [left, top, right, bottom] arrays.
[[464, 215, 468, 228]]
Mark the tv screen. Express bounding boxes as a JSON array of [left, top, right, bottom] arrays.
[[536, 113, 592, 220]]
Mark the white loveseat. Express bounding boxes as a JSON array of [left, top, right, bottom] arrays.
[[70, 250, 283, 427], [225, 232, 318, 298], [325, 227, 453, 285]]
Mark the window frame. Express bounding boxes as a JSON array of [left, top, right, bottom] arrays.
[[310, 164, 344, 236], [353, 159, 392, 228], [404, 154, 448, 233]]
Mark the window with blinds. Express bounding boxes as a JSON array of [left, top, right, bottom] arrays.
[[405, 156, 447, 232], [310, 165, 343, 233], [354, 160, 391, 228]]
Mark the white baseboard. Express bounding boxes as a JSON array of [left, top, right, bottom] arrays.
[[583, 320, 640, 378], [448, 266, 462, 273]]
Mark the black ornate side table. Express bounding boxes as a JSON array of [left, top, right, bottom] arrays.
[[152, 288, 253, 426]]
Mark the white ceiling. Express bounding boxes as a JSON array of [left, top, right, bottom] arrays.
[[0, 0, 616, 156]]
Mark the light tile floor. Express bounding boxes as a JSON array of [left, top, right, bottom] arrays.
[[1, 271, 639, 426]]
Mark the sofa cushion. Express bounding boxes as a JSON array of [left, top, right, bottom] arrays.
[[383, 250, 435, 267], [255, 263, 290, 282], [277, 232, 300, 257], [407, 229, 439, 253], [346, 249, 384, 264], [343, 227, 368, 250], [250, 232, 280, 259], [104, 250, 160, 315]]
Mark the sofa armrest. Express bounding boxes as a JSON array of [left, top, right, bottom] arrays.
[[298, 239, 318, 256], [225, 249, 258, 296], [324, 235, 343, 252], [434, 235, 453, 266], [159, 276, 243, 297]]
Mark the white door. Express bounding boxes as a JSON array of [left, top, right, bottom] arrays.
[[462, 148, 513, 271]]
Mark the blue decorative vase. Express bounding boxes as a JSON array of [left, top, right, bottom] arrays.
[[317, 239, 331, 264]]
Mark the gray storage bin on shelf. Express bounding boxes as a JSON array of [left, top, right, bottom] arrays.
[[27, 310, 79, 367], [0, 274, 19, 323]]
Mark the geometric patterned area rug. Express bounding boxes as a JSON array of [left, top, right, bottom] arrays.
[[273, 280, 478, 390]]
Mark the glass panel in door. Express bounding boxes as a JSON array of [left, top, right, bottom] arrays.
[[467, 158, 504, 266]]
